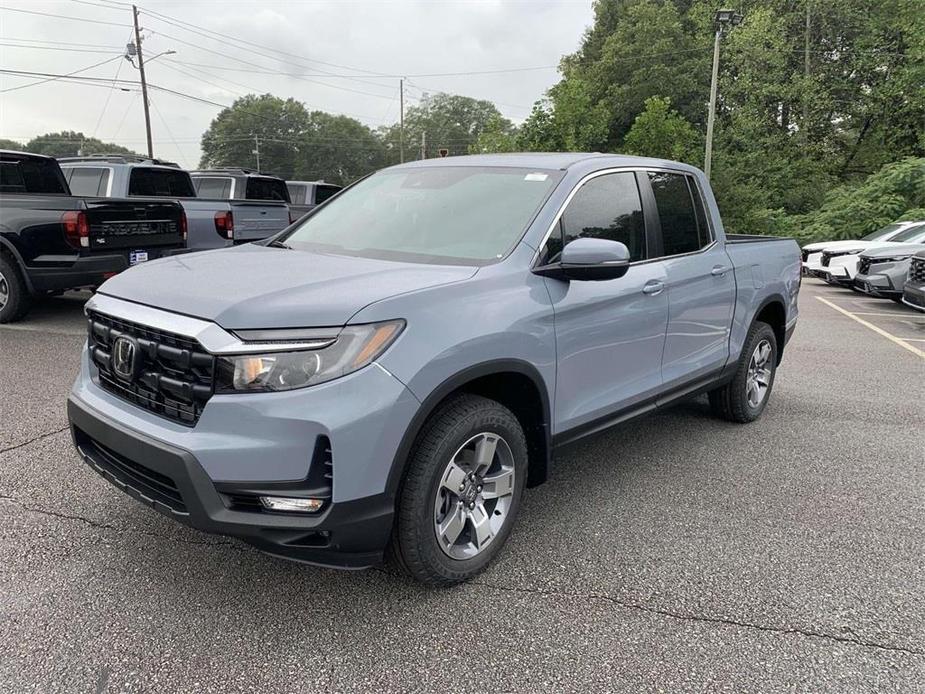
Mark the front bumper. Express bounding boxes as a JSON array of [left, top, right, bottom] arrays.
[[902, 283, 925, 312], [68, 346, 421, 568], [854, 270, 901, 297], [28, 249, 186, 293]]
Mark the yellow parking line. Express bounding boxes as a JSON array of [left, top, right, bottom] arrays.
[[815, 296, 925, 359]]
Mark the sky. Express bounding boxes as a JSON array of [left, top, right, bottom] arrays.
[[0, 0, 594, 168]]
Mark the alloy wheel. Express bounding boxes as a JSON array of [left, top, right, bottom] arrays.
[[746, 339, 773, 408], [433, 432, 516, 560], [0, 270, 9, 310]]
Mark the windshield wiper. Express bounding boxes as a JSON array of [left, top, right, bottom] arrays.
[[268, 239, 292, 249]]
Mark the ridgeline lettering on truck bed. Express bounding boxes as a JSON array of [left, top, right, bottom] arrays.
[[66, 153, 801, 585], [0, 150, 187, 323], [58, 157, 292, 250]]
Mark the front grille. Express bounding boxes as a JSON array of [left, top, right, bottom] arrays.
[[858, 257, 873, 275], [75, 427, 187, 514], [87, 311, 214, 426], [909, 257, 925, 284]]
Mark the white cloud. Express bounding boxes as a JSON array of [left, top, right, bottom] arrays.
[[0, 0, 593, 167]]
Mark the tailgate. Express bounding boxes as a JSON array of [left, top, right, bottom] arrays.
[[230, 201, 290, 242], [83, 198, 184, 251]]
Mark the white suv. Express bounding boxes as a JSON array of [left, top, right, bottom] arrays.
[[801, 221, 920, 280]]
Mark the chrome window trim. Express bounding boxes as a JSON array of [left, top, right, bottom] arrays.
[[532, 166, 717, 268], [86, 294, 339, 354]]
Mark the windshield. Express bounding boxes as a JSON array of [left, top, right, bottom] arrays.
[[890, 223, 925, 243], [282, 166, 562, 264], [861, 223, 904, 241]]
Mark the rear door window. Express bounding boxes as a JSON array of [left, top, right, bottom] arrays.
[[543, 171, 647, 263], [67, 167, 110, 197], [314, 184, 341, 204], [194, 177, 233, 198], [648, 172, 711, 256], [246, 177, 290, 201], [128, 168, 196, 197]]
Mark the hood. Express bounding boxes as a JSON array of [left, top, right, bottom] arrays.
[[99, 244, 478, 328], [860, 242, 925, 259], [803, 240, 875, 252]]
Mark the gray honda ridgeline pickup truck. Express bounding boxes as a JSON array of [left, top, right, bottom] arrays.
[[67, 153, 801, 585]]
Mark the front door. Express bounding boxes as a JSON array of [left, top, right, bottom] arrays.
[[540, 171, 670, 435]]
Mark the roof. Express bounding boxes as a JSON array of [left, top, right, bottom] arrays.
[[58, 155, 180, 168], [391, 151, 703, 174], [190, 168, 282, 178], [0, 149, 54, 161]]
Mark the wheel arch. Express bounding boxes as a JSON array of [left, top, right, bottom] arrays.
[[0, 236, 34, 292], [386, 359, 553, 500], [753, 294, 787, 364]]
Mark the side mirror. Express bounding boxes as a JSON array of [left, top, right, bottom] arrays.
[[535, 237, 631, 281]]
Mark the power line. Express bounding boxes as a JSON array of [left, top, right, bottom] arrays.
[[0, 37, 125, 49], [0, 42, 124, 54], [0, 56, 124, 93], [91, 35, 132, 138], [0, 6, 130, 28]]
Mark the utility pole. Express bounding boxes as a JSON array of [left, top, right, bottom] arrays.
[[132, 5, 153, 159], [399, 78, 404, 164], [253, 135, 261, 170], [703, 9, 743, 180], [420, 131, 426, 160]]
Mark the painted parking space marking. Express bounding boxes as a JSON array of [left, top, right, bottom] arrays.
[[815, 296, 925, 359]]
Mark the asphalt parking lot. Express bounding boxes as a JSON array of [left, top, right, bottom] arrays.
[[1, 280, 923, 693]]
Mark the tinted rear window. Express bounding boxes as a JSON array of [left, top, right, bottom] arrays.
[[648, 172, 708, 256], [246, 177, 289, 201], [66, 167, 111, 196], [314, 184, 341, 204], [194, 177, 233, 198], [129, 168, 196, 197], [0, 157, 69, 194]]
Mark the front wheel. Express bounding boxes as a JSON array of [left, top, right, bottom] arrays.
[[389, 394, 527, 586], [709, 321, 778, 423], [0, 254, 32, 324]]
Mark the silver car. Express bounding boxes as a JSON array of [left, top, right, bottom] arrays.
[[854, 242, 925, 302]]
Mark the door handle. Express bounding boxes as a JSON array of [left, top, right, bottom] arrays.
[[711, 265, 732, 276], [642, 280, 664, 295]]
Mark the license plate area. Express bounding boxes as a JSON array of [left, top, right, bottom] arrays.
[[129, 250, 149, 265]]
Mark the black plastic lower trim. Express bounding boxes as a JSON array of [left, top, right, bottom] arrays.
[[67, 395, 393, 569]]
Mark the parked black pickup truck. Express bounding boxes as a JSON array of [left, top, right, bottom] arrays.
[[0, 150, 187, 322]]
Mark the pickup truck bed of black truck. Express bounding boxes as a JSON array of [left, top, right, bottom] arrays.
[[0, 150, 187, 322]]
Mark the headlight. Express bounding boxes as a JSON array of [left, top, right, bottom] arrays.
[[215, 320, 405, 393], [877, 255, 912, 263]]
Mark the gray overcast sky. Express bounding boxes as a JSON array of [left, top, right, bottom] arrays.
[[0, 0, 594, 168]]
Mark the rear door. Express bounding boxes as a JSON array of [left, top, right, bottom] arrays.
[[646, 171, 735, 386], [543, 170, 669, 435]]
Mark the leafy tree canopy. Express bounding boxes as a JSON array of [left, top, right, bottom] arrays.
[[24, 131, 139, 158]]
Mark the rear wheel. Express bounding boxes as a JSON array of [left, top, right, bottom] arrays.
[[709, 321, 778, 423], [0, 254, 32, 324], [389, 394, 527, 586]]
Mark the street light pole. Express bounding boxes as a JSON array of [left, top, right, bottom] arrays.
[[132, 5, 153, 159], [703, 28, 722, 180], [703, 9, 743, 180]]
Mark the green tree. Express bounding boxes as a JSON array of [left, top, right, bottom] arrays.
[[380, 92, 511, 161], [470, 114, 519, 154], [24, 131, 139, 158], [199, 94, 311, 178], [0, 138, 24, 151], [293, 111, 387, 185], [622, 96, 699, 162]]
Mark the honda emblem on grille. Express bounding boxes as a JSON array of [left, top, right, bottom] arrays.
[[111, 336, 139, 381]]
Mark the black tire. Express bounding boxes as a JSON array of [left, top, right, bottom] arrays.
[[890, 296, 904, 304], [0, 253, 32, 324], [389, 393, 528, 586], [709, 321, 778, 424]]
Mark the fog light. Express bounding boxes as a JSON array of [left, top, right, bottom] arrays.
[[259, 496, 324, 513]]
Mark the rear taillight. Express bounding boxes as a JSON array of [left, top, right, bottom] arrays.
[[214, 210, 234, 240], [62, 210, 90, 248], [179, 210, 188, 242]]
